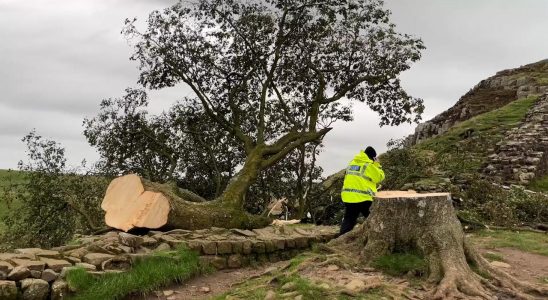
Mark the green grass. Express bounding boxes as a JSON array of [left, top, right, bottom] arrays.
[[418, 96, 538, 151], [287, 254, 307, 271], [66, 246, 201, 300], [473, 230, 548, 256], [372, 253, 427, 277], [540, 277, 548, 285], [415, 96, 538, 176], [0, 169, 27, 232], [278, 274, 328, 298], [215, 253, 391, 300], [0, 169, 27, 189], [537, 77, 548, 85], [527, 175, 548, 192], [481, 252, 505, 262]]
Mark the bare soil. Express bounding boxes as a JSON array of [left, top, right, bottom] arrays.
[[299, 263, 428, 299], [138, 262, 288, 300], [135, 235, 548, 300], [478, 247, 548, 284]]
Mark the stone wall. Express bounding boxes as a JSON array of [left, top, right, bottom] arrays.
[[0, 225, 337, 300], [405, 59, 548, 146], [483, 93, 548, 185]]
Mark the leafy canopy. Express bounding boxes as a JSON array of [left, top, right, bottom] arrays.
[[124, 0, 425, 159]]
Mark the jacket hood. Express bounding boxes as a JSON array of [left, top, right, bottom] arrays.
[[353, 151, 374, 163]]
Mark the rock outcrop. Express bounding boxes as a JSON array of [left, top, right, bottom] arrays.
[[483, 93, 548, 184], [405, 59, 548, 146]]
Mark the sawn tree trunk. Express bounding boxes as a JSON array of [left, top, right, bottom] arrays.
[[329, 191, 548, 299], [101, 174, 269, 232]]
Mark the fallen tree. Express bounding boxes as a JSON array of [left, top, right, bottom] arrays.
[[100, 0, 426, 229], [102, 174, 269, 232], [329, 191, 548, 299]]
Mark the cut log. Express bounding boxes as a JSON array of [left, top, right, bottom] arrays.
[[101, 174, 269, 232], [329, 190, 548, 299], [102, 174, 170, 231]]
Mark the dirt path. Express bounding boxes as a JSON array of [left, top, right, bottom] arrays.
[[478, 247, 548, 284], [135, 262, 287, 300], [131, 241, 547, 300]]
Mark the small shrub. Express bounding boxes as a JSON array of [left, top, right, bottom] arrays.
[[508, 188, 548, 223], [480, 201, 518, 227], [461, 179, 548, 226], [379, 147, 431, 190], [0, 131, 110, 249]]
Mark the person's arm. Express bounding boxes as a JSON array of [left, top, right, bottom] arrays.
[[367, 161, 385, 184], [376, 162, 385, 183]]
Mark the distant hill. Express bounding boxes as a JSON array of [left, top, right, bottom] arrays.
[[385, 59, 548, 193], [405, 59, 548, 146]]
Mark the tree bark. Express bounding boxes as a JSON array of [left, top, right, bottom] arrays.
[[329, 191, 548, 300], [218, 149, 264, 207], [101, 174, 269, 232]]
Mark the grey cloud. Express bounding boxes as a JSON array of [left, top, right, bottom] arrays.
[[1, 0, 547, 175]]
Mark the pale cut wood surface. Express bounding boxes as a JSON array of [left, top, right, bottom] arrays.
[[132, 191, 170, 229], [102, 174, 170, 232]]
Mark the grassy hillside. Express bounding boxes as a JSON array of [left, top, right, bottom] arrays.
[[0, 169, 27, 188], [383, 95, 539, 191], [419, 95, 537, 170], [381, 95, 548, 225], [0, 169, 27, 231]]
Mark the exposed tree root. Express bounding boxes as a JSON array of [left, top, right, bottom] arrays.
[[463, 241, 548, 299], [328, 193, 548, 300]]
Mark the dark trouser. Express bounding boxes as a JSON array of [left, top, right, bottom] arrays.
[[339, 201, 373, 235]]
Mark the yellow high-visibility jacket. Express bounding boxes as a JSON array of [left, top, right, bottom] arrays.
[[341, 151, 385, 203]]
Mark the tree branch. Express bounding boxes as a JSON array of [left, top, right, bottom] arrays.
[[258, 9, 288, 143], [272, 84, 298, 127], [138, 123, 179, 180], [261, 127, 331, 168], [306, 60, 327, 132], [66, 196, 101, 231], [167, 62, 255, 152], [182, 128, 224, 198], [322, 75, 386, 104]]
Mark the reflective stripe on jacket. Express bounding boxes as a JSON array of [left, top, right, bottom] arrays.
[[341, 151, 385, 203]]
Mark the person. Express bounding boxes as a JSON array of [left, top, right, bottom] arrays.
[[339, 146, 385, 235]]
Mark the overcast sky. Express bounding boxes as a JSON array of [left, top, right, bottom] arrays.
[[1, 0, 547, 175]]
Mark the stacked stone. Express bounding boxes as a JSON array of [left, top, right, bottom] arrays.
[[0, 248, 72, 300], [484, 93, 548, 184], [0, 225, 337, 300]]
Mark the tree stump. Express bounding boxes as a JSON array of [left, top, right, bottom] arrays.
[[101, 174, 269, 232], [330, 191, 547, 299]]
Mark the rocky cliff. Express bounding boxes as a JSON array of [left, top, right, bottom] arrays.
[[405, 59, 548, 146]]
